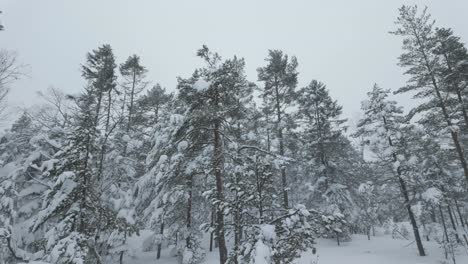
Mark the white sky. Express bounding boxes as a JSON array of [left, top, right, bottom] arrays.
[[2, 0, 468, 126]]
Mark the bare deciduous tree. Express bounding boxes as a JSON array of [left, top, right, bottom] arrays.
[[0, 50, 26, 117]]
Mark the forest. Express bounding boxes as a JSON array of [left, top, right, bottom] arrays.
[[1, 4, 468, 264]]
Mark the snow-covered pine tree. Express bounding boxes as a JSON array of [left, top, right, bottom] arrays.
[[295, 80, 352, 214], [28, 75, 135, 263], [176, 46, 257, 264], [81, 44, 119, 191], [0, 113, 39, 262], [95, 54, 151, 263], [0, 85, 77, 262], [81, 44, 117, 132], [408, 127, 468, 256], [136, 99, 206, 264], [391, 5, 468, 187], [237, 205, 316, 264], [257, 50, 298, 209], [433, 27, 468, 131], [119, 54, 148, 134], [226, 78, 319, 264], [354, 84, 426, 256], [136, 84, 173, 128]]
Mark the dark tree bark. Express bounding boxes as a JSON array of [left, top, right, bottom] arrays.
[[447, 205, 461, 244], [396, 175, 426, 256], [186, 174, 193, 249], [274, 83, 288, 209], [454, 199, 468, 246], [255, 157, 264, 224], [439, 205, 456, 264], [157, 221, 164, 259], [126, 71, 136, 133], [209, 207, 215, 252], [213, 117, 228, 264]]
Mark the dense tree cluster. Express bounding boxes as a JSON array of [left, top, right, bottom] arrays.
[[1, 5, 468, 264]]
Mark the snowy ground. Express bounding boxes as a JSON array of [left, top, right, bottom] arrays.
[[125, 231, 468, 264], [298, 235, 468, 264]]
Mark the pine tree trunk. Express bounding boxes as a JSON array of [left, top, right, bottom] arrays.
[[119, 231, 127, 264], [79, 133, 92, 234], [454, 200, 465, 227], [233, 175, 241, 264], [266, 115, 271, 152], [105, 88, 112, 133], [439, 205, 456, 264], [454, 199, 468, 246], [397, 174, 426, 256], [97, 89, 113, 182], [274, 84, 288, 208], [255, 157, 264, 224], [126, 70, 136, 133], [447, 205, 461, 244], [440, 205, 450, 259], [95, 91, 103, 128], [157, 221, 164, 259], [209, 207, 215, 252], [186, 174, 193, 249], [213, 118, 228, 264]]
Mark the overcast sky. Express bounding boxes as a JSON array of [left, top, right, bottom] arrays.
[[2, 0, 468, 126]]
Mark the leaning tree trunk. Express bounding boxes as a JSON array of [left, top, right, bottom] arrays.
[[440, 205, 450, 259], [447, 205, 461, 244], [454, 199, 468, 245], [439, 205, 457, 264], [396, 174, 426, 256], [382, 116, 426, 256]]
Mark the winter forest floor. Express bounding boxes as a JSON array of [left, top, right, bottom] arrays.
[[123, 231, 468, 264]]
